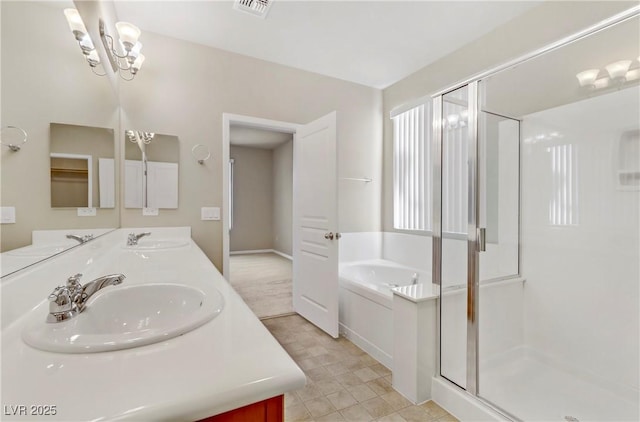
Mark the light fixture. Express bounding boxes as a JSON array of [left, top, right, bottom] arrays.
[[575, 69, 600, 88], [605, 60, 632, 81], [63, 9, 105, 76], [576, 58, 638, 92], [126, 130, 155, 145], [100, 20, 145, 81]]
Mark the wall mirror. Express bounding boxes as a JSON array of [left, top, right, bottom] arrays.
[[0, 1, 119, 277], [50, 123, 116, 208], [124, 131, 180, 209]]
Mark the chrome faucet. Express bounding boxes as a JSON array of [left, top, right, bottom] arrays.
[[411, 272, 419, 285], [127, 232, 151, 246], [47, 273, 125, 323], [66, 234, 94, 244]]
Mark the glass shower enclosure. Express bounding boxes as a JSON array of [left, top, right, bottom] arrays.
[[433, 10, 639, 421]]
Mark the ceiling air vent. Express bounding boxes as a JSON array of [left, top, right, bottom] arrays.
[[233, 0, 272, 19]]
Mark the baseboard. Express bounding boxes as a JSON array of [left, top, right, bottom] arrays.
[[339, 323, 392, 369], [230, 249, 293, 261], [230, 249, 274, 255], [272, 250, 293, 261]]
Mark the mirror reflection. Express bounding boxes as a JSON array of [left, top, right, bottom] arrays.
[[50, 123, 115, 208], [124, 131, 179, 209], [0, 1, 119, 276]]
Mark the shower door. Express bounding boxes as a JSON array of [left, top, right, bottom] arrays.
[[435, 82, 520, 399], [436, 84, 474, 390]]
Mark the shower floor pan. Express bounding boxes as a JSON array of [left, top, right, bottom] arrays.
[[478, 352, 638, 421]]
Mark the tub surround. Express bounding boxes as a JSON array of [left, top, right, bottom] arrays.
[[1, 227, 305, 421], [393, 291, 437, 404]]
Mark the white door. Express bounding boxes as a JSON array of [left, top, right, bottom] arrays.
[[293, 111, 339, 338]]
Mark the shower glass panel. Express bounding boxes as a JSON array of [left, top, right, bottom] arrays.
[[439, 85, 470, 389], [477, 14, 639, 421]]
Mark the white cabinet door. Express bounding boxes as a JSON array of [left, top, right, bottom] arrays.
[[293, 111, 339, 338], [147, 162, 179, 209], [124, 160, 143, 208]]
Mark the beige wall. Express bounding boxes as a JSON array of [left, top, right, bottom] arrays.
[[0, 2, 119, 253], [382, 1, 637, 232], [119, 29, 383, 272], [273, 140, 293, 256], [229, 146, 273, 252]]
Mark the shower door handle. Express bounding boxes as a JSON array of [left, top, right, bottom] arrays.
[[477, 228, 486, 252], [324, 232, 334, 240]]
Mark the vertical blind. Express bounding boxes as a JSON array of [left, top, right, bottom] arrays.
[[393, 103, 431, 231], [392, 99, 471, 234]]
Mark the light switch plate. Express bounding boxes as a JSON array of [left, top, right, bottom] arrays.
[[143, 207, 159, 216], [201, 207, 220, 221], [77, 207, 96, 217], [0, 206, 16, 224]]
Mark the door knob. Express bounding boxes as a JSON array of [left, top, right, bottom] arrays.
[[324, 232, 334, 240], [335, 233, 342, 239]]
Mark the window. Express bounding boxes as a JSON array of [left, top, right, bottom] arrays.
[[392, 103, 431, 231], [548, 144, 579, 226]]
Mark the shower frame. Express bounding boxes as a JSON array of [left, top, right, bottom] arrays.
[[429, 5, 640, 421]]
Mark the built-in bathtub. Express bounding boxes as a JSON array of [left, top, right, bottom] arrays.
[[338, 259, 430, 368]]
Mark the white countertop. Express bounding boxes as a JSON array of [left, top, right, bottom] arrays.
[[1, 227, 306, 421]]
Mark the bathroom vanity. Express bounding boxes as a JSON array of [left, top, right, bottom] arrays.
[[1, 227, 305, 421]]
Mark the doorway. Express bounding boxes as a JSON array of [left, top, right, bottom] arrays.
[[228, 123, 294, 318], [222, 112, 340, 336]]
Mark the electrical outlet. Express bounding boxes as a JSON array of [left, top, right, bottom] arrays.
[[77, 207, 96, 217], [143, 207, 159, 216]]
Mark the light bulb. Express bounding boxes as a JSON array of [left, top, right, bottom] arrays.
[[605, 60, 632, 80], [575, 69, 599, 87], [131, 54, 145, 74], [130, 42, 143, 58], [446, 114, 459, 128], [64, 9, 88, 39], [79, 35, 95, 54], [87, 50, 100, 67], [116, 22, 141, 51]]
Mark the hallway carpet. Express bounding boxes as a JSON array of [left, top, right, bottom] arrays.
[[229, 252, 294, 318]]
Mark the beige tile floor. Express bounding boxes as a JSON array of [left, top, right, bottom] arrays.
[[263, 314, 459, 422]]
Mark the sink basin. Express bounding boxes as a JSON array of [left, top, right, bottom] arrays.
[[22, 283, 224, 353], [7, 244, 70, 257], [123, 240, 189, 250]]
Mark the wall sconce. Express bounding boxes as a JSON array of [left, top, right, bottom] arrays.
[[99, 20, 145, 81], [63, 9, 105, 76]]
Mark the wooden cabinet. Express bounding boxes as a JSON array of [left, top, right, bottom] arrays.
[[198, 395, 283, 422]]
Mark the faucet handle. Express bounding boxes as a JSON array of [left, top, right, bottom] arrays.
[[66, 273, 83, 289], [48, 286, 72, 310]]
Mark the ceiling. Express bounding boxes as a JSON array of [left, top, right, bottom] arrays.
[[113, 1, 540, 89], [230, 126, 293, 149]]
